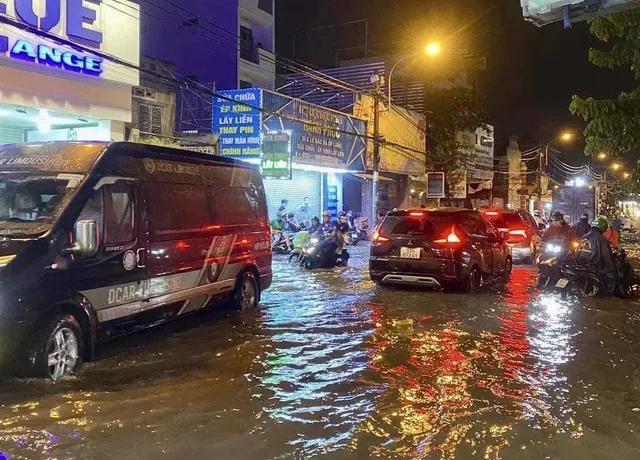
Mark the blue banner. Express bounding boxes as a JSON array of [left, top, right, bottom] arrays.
[[262, 90, 366, 171], [212, 88, 263, 159]]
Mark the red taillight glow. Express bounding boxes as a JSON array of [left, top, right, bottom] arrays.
[[435, 227, 461, 244], [486, 211, 499, 216], [372, 230, 389, 243], [509, 229, 527, 237], [409, 212, 424, 217]]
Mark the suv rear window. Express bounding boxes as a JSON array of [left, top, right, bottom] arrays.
[[380, 213, 454, 237], [484, 212, 522, 228]]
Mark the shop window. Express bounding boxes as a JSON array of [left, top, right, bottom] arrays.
[[258, 0, 273, 14], [240, 26, 258, 63], [145, 183, 210, 233], [133, 87, 157, 100], [139, 104, 162, 135]]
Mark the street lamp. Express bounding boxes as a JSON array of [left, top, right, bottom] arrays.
[[611, 163, 622, 171], [623, 172, 631, 179], [387, 42, 441, 108], [537, 131, 574, 213], [597, 152, 607, 160]]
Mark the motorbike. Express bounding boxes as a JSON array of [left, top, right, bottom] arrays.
[[553, 248, 640, 298], [272, 231, 296, 254], [299, 233, 350, 270], [536, 241, 569, 288], [288, 231, 313, 263]]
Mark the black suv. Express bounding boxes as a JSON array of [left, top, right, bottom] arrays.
[[369, 209, 512, 291]]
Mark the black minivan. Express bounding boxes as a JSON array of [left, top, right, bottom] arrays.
[[369, 209, 511, 291], [0, 142, 272, 380]]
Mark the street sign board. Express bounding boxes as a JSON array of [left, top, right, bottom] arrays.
[[426, 172, 446, 198], [521, 0, 640, 27], [261, 131, 292, 180]]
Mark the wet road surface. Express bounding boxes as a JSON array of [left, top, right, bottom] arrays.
[[2, 243, 640, 459]]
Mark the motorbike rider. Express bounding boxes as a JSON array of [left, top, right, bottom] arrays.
[[316, 212, 350, 268], [604, 220, 621, 248], [575, 217, 616, 293], [285, 212, 303, 232], [309, 216, 324, 239], [270, 211, 291, 250], [542, 212, 576, 249], [574, 213, 591, 239], [321, 210, 334, 234]]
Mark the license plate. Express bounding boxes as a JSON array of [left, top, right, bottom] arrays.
[[400, 247, 421, 259], [555, 279, 569, 288]]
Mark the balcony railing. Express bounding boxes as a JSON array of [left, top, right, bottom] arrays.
[[240, 41, 259, 64]]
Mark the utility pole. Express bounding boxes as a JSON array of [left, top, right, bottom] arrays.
[[537, 145, 544, 214], [371, 75, 383, 225]]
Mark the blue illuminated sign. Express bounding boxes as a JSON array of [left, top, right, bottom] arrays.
[[0, 0, 104, 76], [0, 0, 103, 46], [9, 39, 102, 74], [213, 88, 263, 159]]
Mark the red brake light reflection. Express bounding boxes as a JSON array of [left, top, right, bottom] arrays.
[[409, 212, 424, 217], [486, 211, 499, 216], [509, 229, 527, 237]]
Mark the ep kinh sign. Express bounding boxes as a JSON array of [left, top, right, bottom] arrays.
[[427, 172, 446, 198], [261, 131, 292, 180]]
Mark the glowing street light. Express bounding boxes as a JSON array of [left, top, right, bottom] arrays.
[[611, 163, 622, 171], [597, 152, 607, 160], [623, 172, 631, 179], [425, 42, 442, 56], [560, 132, 573, 142], [388, 42, 443, 107]]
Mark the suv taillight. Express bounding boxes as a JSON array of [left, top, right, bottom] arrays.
[[434, 226, 462, 244], [372, 229, 389, 243]]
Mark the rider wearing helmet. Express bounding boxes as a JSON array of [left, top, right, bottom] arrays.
[[574, 213, 591, 239], [321, 210, 334, 234], [542, 211, 576, 249], [576, 217, 614, 272], [335, 211, 350, 234]]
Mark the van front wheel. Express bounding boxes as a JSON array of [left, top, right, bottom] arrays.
[[35, 315, 83, 381], [233, 271, 259, 312]]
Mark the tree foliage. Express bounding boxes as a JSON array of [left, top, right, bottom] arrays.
[[424, 85, 487, 194], [569, 10, 640, 157]]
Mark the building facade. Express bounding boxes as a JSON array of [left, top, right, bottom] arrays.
[[141, 0, 275, 91], [0, 0, 139, 144], [212, 88, 367, 220]]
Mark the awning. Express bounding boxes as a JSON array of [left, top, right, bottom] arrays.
[[350, 173, 396, 182]]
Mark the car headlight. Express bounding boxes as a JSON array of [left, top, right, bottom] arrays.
[[307, 247, 315, 254], [310, 238, 319, 244]]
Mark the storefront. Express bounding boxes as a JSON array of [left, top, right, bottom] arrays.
[[0, 0, 140, 144], [212, 88, 367, 220]]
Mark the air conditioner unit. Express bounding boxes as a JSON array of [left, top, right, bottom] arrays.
[[521, 0, 640, 27]]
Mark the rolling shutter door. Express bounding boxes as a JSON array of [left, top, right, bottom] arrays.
[[263, 170, 322, 220], [0, 126, 24, 144]]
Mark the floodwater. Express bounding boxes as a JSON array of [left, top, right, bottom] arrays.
[[2, 242, 640, 459]]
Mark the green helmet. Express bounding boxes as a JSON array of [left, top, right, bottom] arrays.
[[592, 217, 609, 232]]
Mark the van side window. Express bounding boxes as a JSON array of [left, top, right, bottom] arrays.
[[209, 187, 257, 225], [77, 191, 105, 245], [145, 183, 210, 232], [104, 182, 135, 244]]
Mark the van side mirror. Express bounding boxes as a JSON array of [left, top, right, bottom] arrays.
[[71, 220, 98, 258]]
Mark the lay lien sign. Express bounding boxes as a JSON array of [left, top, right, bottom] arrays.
[[0, 0, 140, 84]]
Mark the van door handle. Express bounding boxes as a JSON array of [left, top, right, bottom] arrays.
[[136, 248, 146, 268]]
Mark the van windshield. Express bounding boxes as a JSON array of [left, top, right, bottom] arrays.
[[0, 173, 83, 237]]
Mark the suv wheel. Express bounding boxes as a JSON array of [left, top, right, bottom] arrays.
[[462, 267, 481, 293], [503, 258, 513, 283]]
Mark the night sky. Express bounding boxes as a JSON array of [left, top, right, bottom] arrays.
[[276, 0, 635, 159]]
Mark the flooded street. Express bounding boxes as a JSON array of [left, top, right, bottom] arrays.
[[2, 243, 640, 459]]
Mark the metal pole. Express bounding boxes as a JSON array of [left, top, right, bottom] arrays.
[[371, 79, 381, 224], [387, 55, 415, 109]]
